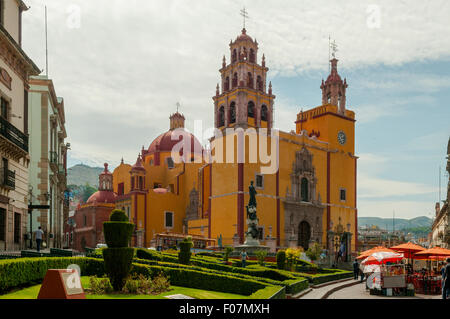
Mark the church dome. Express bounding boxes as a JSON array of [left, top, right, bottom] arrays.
[[236, 28, 253, 42], [86, 190, 117, 204], [147, 129, 203, 155]]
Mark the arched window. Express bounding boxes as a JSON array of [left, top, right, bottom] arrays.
[[232, 73, 238, 88], [301, 177, 309, 202], [327, 93, 331, 104], [247, 72, 253, 88], [249, 48, 255, 63], [224, 76, 230, 91], [257, 75, 263, 91], [261, 105, 268, 121], [338, 92, 342, 108], [218, 106, 225, 127], [247, 101, 255, 118], [229, 102, 236, 123], [232, 49, 237, 63]]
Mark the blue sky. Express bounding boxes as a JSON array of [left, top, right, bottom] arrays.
[[271, 60, 450, 219], [21, 0, 450, 219]]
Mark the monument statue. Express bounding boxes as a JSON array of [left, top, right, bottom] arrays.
[[245, 181, 260, 245]]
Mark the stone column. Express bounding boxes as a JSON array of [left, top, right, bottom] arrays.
[[266, 236, 277, 253]]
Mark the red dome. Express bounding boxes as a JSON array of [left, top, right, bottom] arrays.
[[236, 28, 253, 42], [147, 129, 203, 155], [86, 190, 118, 204]]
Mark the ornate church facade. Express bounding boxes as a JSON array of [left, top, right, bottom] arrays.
[[78, 27, 358, 260]]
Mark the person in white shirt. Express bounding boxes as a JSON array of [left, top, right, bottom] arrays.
[[35, 226, 44, 252]]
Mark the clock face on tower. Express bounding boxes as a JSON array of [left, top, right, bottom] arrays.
[[337, 131, 346, 145]]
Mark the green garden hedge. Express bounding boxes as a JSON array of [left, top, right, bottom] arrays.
[[0, 257, 104, 293], [129, 263, 283, 298]]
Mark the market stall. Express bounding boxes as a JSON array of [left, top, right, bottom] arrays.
[[361, 251, 408, 296], [407, 247, 450, 295]]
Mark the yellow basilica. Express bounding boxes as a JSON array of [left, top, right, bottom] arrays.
[[106, 28, 357, 260]]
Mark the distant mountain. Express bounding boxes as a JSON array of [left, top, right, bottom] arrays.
[[67, 164, 103, 187], [358, 216, 433, 231]]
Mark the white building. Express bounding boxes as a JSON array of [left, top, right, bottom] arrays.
[[0, 0, 40, 251]]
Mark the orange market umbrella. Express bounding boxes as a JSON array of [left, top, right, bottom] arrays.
[[357, 246, 396, 260], [390, 242, 425, 259], [391, 242, 425, 258], [413, 247, 450, 260]]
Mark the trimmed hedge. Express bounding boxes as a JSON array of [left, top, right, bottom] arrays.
[[133, 258, 308, 295], [129, 263, 280, 298], [0, 257, 104, 293]]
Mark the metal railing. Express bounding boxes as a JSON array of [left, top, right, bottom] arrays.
[[0, 168, 15, 189], [0, 116, 28, 152], [49, 151, 58, 164]]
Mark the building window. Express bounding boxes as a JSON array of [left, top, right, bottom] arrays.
[[154, 183, 162, 189], [301, 177, 309, 202], [117, 182, 124, 195], [261, 105, 268, 121], [168, 184, 174, 193], [340, 188, 346, 202], [166, 157, 174, 169], [248, 101, 255, 118], [0, 207, 5, 241], [165, 212, 174, 229], [14, 213, 20, 243], [1, 96, 8, 119], [126, 207, 130, 219], [84, 215, 87, 226], [255, 174, 264, 189], [150, 159, 154, 166]]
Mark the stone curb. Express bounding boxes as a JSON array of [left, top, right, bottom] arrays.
[[311, 277, 353, 289], [288, 288, 313, 299], [321, 280, 363, 299]]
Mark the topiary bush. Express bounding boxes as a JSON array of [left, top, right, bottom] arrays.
[[276, 250, 286, 270], [109, 209, 129, 222], [178, 236, 193, 265], [102, 209, 135, 291]]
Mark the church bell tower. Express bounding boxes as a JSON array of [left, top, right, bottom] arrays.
[[213, 27, 275, 130]]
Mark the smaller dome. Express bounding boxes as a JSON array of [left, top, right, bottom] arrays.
[[236, 28, 253, 42], [86, 190, 118, 204]]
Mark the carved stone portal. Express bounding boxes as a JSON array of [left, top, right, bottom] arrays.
[[283, 147, 325, 250]]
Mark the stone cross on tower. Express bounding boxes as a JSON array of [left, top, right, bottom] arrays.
[[240, 7, 249, 29], [330, 40, 338, 59]]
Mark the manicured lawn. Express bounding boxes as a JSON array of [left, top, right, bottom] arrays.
[[0, 276, 248, 299]]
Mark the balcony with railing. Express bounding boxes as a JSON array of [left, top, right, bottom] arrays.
[[0, 168, 15, 190], [0, 116, 28, 153], [49, 151, 58, 171]]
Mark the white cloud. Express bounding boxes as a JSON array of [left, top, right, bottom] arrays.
[[20, 0, 450, 173], [358, 172, 438, 199], [358, 200, 435, 219]]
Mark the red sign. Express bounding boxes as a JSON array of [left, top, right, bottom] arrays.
[[37, 269, 85, 299]]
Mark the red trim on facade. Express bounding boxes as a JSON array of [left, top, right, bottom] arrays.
[[144, 195, 147, 247], [201, 168, 204, 218], [354, 157, 358, 252], [208, 164, 212, 239], [276, 169, 280, 246], [133, 193, 138, 246], [238, 163, 244, 243], [327, 152, 331, 250]]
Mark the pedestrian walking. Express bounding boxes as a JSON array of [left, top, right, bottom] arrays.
[[360, 268, 365, 282], [353, 258, 359, 280], [240, 249, 248, 268], [35, 226, 44, 252], [442, 257, 450, 300]]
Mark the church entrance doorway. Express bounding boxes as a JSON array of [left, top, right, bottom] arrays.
[[298, 221, 311, 250]]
